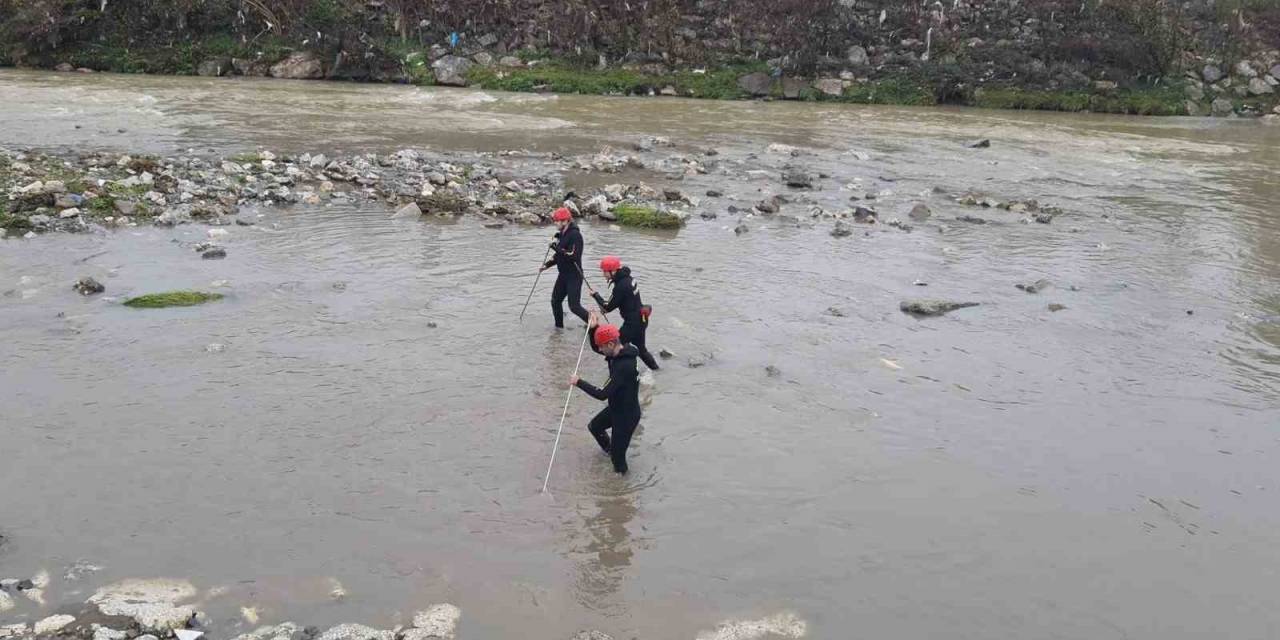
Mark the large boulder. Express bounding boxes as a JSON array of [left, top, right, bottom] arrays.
[[87, 579, 198, 633], [197, 58, 231, 77], [737, 72, 774, 97], [232, 57, 270, 76], [847, 45, 870, 66], [813, 78, 844, 96], [781, 77, 807, 100], [1271, 64, 1280, 81], [1202, 64, 1223, 83], [402, 604, 461, 640], [432, 56, 474, 86], [1248, 77, 1274, 95], [270, 52, 323, 79], [1235, 60, 1258, 78], [1211, 97, 1234, 117]]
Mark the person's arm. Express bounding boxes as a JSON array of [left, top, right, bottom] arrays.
[[576, 373, 618, 401], [592, 290, 617, 311], [566, 229, 582, 260]]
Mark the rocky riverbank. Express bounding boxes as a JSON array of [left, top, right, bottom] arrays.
[[5, 0, 1280, 117], [0, 573, 623, 640]]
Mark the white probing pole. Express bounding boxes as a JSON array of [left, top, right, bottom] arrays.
[[541, 325, 593, 493]]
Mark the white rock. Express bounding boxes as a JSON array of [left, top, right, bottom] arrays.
[[0, 624, 30, 639], [32, 569, 51, 588], [88, 578, 198, 633], [59, 207, 82, 219], [407, 604, 461, 639], [19, 180, 44, 194], [207, 228, 229, 238], [0, 591, 14, 612], [43, 180, 67, 194], [24, 587, 46, 604], [93, 625, 130, 640], [231, 623, 301, 640], [326, 577, 346, 601], [583, 195, 610, 216], [315, 624, 392, 640], [34, 615, 76, 635], [694, 612, 807, 640], [393, 202, 423, 218]]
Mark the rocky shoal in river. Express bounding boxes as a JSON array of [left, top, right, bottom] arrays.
[[1, 137, 1068, 242]]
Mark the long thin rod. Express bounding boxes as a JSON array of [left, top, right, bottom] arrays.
[[519, 245, 553, 323], [541, 326, 593, 493]]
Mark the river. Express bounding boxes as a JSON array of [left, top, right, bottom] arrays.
[[1, 69, 1278, 639]]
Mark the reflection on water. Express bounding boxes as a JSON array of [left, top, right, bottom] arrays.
[[571, 488, 639, 614]]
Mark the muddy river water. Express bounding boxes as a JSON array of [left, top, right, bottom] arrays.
[[1, 69, 1279, 639]]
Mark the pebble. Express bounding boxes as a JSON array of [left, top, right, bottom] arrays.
[[202, 247, 228, 260], [765, 365, 782, 378], [658, 348, 675, 359]]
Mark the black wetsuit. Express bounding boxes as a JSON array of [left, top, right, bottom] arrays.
[[592, 266, 659, 370], [544, 223, 588, 327], [577, 326, 642, 474]]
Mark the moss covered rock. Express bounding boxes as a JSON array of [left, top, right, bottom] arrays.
[[614, 204, 684, 229], [123, 291, 224, 308]]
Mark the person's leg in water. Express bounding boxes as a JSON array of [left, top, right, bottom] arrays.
[[550, 273, 568, 328], [565, 270, 589, 325], [621, 322, 660, 371], [609, 419, 637, 474], [587, 408, 612, 455]]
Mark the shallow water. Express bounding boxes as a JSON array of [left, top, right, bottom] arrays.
[[2, 69, 1279, 639]]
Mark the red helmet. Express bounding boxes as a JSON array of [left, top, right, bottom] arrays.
[[599, 256, 621, 272], [552, 207, 572, 222], [593, 324, 621, 347]]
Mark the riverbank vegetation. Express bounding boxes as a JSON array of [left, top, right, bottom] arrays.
[[2, 0, 1278, 117]]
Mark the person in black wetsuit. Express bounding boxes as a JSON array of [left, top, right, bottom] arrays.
[[570, 313, 642, 475], [540, 207, 588, 328], [590, 256, 659, 370]]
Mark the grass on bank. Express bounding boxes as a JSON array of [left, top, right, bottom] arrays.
[[123, 291, 224, 308], [614, 204, 683, 229], [467, 63, 761, 100], [5, 34, 1199, 116]]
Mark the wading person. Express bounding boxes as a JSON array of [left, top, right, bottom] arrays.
[[570, 313, 641, 475], [590, 256, 659, 370], [541, 207, 588, 328]]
